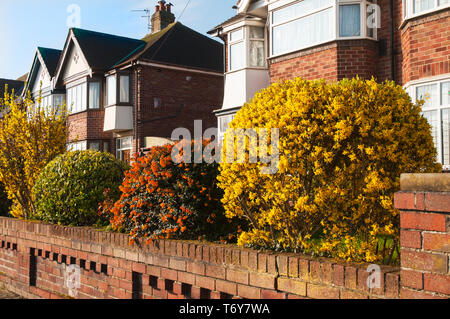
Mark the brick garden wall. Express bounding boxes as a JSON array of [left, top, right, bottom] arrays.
[[1, 173, 448, 299], [395, 174, 450, 299], [0, 217, 399, 299]]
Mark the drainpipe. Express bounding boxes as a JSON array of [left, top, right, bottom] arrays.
[[390, 0, 396, 82]]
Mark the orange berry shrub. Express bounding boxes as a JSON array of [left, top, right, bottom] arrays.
[[104, 141, 242, 244]]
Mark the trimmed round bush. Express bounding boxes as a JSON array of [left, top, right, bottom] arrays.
[[218, 77, 441, 263], [32, 150, 127, 226]]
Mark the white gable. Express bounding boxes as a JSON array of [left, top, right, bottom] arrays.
[[62, 43, 89, 80], [31, 63, 52, 95]]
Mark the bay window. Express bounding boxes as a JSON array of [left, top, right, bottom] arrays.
[[106, 74, 131, 105], [228, 25, 266, 72], [403, 0, 450, 19], [229, 29, 245, 71], [270, 0, 377, 57], [119, 75, 130, 103], [106, 75, 116, 106], [340, 4, 361, 37], [410, 78, 450, 169]]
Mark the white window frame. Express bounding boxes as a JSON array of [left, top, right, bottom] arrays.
[[269, 0, 378, 58], [66, 82, 87, 114], [116, 136, 133, 161], [67, 141, 87, 152], [228, 24, 267, 72], [407, 76, 450, 170], [403, 0, 450, 20]]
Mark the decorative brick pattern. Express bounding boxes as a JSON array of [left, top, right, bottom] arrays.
[[0, 217, 399, 299]]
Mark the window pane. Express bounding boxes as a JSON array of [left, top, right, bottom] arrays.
[[422, 110, 439, 150], [249, 27, 264, 39], [230, 41, 245, 71], [89, 82, 100, 109], [89, 142, 100, 151], [442, 109, 450, 165], [249, 41, 265, 67], [414, 0, 435, 13], [417, 84, 438, 108], [439, 0, 449, 5], [340, 4, 361, 37], [272, 0, 333, 24], [441, 81, 450, 105], [230, 28, 243, 42], [107, 76, 116, 106], [272, 7, 333, 55], [76, 85, 81, 113], [120, 76, 130, 103]]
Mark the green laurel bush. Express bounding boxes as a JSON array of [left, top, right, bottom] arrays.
[[32, 150, 127, 226]]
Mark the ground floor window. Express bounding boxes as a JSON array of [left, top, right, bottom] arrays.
[[67, 140, 109, 152], [218, 113, 237, 146], [408, 76, 450, 170], [67, 141, 87, 152], [116, 136, 132, 163]]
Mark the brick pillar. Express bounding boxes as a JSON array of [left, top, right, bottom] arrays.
[[394, 174, 450, 299]]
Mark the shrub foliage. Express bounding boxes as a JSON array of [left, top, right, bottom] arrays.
[[0, 89, 68, 218], [32, 150, 127, 226], [218, 77, 441, 263], [107, 141, 241, 244]]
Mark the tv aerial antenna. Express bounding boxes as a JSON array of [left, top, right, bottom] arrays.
[[132, 8, 152, 33]]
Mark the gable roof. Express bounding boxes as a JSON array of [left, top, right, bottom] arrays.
[[23, 47, 62, 96], [37, 47, 62, 77], [0, 78, 24, 98], [71, 28, 146, 71], [115, 22, 224, 73]]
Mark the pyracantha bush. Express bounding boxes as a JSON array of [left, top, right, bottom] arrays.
[[106, 141, 243, 244], [32, 150, 127, 226], [218, 77, 441, 263]]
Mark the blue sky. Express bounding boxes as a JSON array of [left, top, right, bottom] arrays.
[[0, 0, 236, 80]]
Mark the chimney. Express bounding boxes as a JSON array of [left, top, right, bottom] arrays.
[[151, 1, 175, 33]]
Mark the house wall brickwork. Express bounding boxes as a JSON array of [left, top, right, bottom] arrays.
[[133, 64, 223, 151]]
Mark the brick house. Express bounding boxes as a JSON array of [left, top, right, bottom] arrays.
[[22, 1, 224, 163], [208, 0, 450, 169]]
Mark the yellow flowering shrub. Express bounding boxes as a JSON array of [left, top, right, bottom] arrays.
[[0, 89, 69, 219], [218, 77, 441, 263]]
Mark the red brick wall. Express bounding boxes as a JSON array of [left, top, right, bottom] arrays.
[[133, 64, 223, 151], [0, 218, 399, 299], [399, 9, 450, 85], [394, 174, 450, 299]]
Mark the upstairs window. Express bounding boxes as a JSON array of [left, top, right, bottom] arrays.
[[340, 4, 361, 37], [106, 74, 130, 106], [403, 0, 450, 19], [119, 75, 130, 103], [228, 25, 266, 72], [67, 83, 87, 114], [270, 0, 378, 57], [229, 28, 245, 71], [89, 82, 100, 109], [106, 75, 116, 106]]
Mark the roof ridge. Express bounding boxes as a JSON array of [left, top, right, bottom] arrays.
[[71, 27, 144, 43]]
